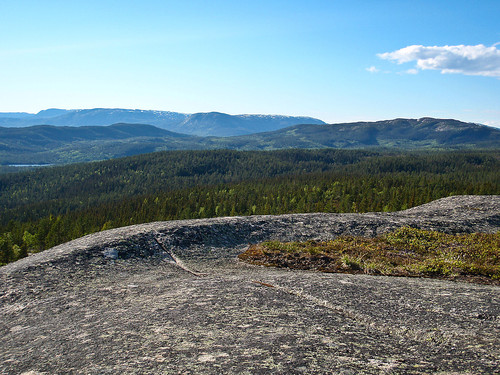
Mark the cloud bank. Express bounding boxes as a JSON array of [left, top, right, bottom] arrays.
[[378, 44, 500, 77]]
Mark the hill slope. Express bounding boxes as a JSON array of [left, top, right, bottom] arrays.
[[212, 117, 500, 149], [1, 117, 498, 166], [0, 123, 205, 164]]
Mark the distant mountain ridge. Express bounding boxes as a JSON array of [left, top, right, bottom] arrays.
[[0, 108, 325, 137], [0, 117, 498, 166]]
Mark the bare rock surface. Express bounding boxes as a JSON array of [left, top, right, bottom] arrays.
[[0, 195, 499, 374]]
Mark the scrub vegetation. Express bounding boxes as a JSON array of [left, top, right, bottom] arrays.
[[239, 228, 500, 284]]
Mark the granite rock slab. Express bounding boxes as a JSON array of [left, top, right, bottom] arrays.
[[1, 195, 499, 374]]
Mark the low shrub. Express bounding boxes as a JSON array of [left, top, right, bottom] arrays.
[[238, 228, 500, 284]]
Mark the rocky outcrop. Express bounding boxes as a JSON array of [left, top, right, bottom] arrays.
[[0, 195, 499, 374]]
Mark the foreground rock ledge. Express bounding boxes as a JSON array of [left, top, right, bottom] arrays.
[[1, 195, 499, 374]]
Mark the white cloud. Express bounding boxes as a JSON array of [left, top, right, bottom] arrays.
[[377, 44, 500, 77], [366, 66, 379, 73]]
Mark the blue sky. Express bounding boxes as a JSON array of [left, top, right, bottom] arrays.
[[1, 0, 500, 127]]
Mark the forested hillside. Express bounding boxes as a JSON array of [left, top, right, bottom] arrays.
[[1, 118, 498, 167], [215, 117, 500, 149], [1, 149, 498, 265]]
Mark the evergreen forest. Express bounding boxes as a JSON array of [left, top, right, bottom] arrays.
[[1, 149, 499, 265]]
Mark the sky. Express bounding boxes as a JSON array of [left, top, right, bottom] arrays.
[[1, 0, 500, 127]]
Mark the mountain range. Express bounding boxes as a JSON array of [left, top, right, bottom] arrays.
[[0, 108, 325, 137], [0, 116, 498, 166]]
